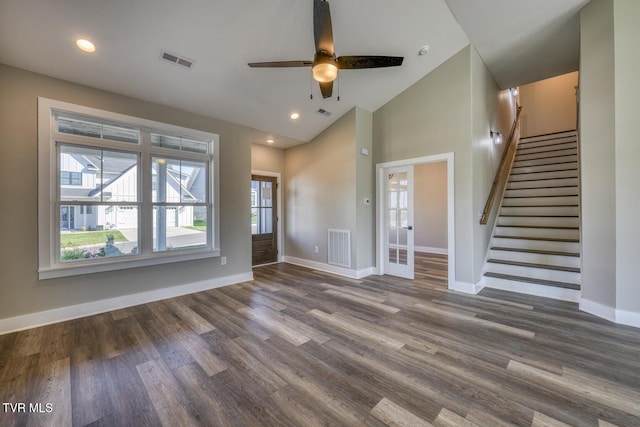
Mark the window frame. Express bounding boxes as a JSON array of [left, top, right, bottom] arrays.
[[38, 97, 220, 279]]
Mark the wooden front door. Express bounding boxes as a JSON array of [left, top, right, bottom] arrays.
[[251, 175, 277, 265]]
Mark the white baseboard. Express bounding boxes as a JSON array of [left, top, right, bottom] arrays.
[[580, 298, 640, 328], [616, 308, 640, 329], [0, 271, 253, 335], [579, 298, 616, 323], [450, 278, 484, 294], [415, 246, 448, 255], [283, 256, 374, 279]]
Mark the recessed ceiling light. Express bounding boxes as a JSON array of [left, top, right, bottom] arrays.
[[266, 139, 275, 144], [290, 112, 300, 120], [418, 45, 430, 56], [76, 39, 96, 53]]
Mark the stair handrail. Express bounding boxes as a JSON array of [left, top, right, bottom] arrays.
[[480, 105, 523, 225]]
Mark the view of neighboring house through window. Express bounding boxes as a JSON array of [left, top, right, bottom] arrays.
[[37, 98, 219, 279]]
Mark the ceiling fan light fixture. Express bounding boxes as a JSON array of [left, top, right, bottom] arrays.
[[312, 62, 338, 83], [312, 53, 338, 83]]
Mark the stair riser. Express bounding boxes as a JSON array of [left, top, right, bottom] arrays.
[[495, 227, 579, 240], [482, 276, 580, 302], [485, 263, 580, 284], [507, 177, 578, 189], [498, 216, 579, 228], [489, 250, 580, 268], [504, 187, 578, 198], [515, 148, 577, 162], [492, 237, 580, 253], [502, 196, 579, 207], [519, 133, 577, 145], [513, 155, 578, 168], [510, 170, 577, 182], [517, 141, 577, 155], [511, 162, 577, 175], [501, 206, 579, 216]]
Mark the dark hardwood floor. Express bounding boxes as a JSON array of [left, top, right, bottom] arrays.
[[1, 254, 640, 426]]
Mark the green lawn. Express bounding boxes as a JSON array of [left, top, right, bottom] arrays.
[[186, 220, 207, 232], [60, 230, 128, 247]]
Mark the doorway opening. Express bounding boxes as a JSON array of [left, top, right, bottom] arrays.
[[251, 172, 282, 266], [376, 153, 455, 289]]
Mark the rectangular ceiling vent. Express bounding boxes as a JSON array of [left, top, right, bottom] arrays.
[[161, 51, 194, 69], [317, 108, 332, 117]]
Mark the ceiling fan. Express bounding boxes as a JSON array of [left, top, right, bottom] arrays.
[[248, 0, 404, 99]]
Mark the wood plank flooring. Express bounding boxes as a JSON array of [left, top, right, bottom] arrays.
[[1, 254, 640, 426]]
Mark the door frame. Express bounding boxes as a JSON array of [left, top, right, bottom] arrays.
[[252, 170, 283, 263], [376, 152, 455, 290]]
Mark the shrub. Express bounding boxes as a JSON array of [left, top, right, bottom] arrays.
[[61, 247, 86, 260]]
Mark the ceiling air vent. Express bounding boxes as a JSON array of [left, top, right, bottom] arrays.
[[161, 51, 194, 69], [317, 108, 332, 117]]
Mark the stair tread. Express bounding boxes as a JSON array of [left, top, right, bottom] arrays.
[[483, 272, 581, 290], [494, 235, 579, 242], [491, 246, 580, 257]]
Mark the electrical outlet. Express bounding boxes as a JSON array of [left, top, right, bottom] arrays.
[[220, 256, 227, 265], [314, 246, 319, 254]]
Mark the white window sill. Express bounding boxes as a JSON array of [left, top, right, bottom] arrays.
[[39, 249, 221, 280]]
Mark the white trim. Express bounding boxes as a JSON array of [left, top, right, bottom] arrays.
[[415, 246, 448, 255], [0, 272, 253, 335], [284, 256, 374, 279], [616, 308, 640, 329], [483, 276, 580, 302], [376, 153, 455, 290], [579, 299, 640, 328], [252, 170, 284, 262], [579, 298, 616, 323], [38, 97, 221, 279], [450, 278, 485, 294]]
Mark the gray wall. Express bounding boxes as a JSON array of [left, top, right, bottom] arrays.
[[374, 46, 473, 284], [284, 108, 358, 267], [373, 45, 514, 285], [471, 47, 517, 281], [580, 0, 640, 317], [354, 108, 374, 270], [612, 0, 640, 314], [580, 0, 617, 308], [0, 64, 252, 320], [251, 144, 285, 174], [414, 162, 448, 251]]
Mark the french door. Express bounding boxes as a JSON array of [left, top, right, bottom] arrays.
[[383, 166, 414, 279], [251, 175, 277, 265]]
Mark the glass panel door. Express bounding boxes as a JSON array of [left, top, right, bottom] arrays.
[[384, 166, 414, 279], [251, 175, 277, 265]]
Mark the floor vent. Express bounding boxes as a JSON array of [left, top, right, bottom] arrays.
[[161, 51, 194, 69], [328, 229, 351, 268]]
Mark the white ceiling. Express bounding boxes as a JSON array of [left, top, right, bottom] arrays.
[[0, 0, 588, 148]]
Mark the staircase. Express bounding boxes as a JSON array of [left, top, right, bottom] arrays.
[[483, 130, 581, 302]]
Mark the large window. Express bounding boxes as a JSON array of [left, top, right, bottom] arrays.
[[38, 98, 219, 279]]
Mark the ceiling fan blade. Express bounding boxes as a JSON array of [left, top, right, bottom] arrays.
[[337, 56, 404, 69], [319, 81, 333, 98], [248, 61, 312, 68], [314, 0, 334, 55]]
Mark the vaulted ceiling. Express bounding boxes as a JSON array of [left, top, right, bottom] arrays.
[[0, 0, 590, 148]]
